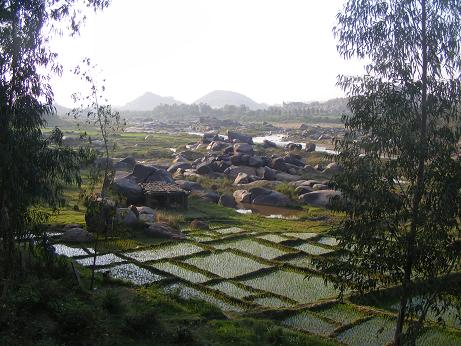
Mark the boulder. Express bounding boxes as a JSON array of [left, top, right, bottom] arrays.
[[167, 162, 191, 173], [296, 185, 314, 195], [198, 191, 220, 203], [219, 194, 237, 208], [303, 165, 319, 175], [298, 190, 341, 208], [248, 188, 293, 207], [263, 139, 277, 148], [285, 143, 302, 151], [145, 223, 185, 239], [208, 141, 228, 151], [314, 164, 324, 171], [271, 157, 288, 172], [121, 209, 138, 226], [213, 160, 230, 173], [224, 165, 257, 179], [275, 172, 301, 182], [136, 206, 156, 215], [196, 162, 213, 175], [114, 157, 136, 171], [175, 180, 204, 192], [305, 142, 316, 152], [120, 156, 136, 166], [304, 179, 325, 187], [132, 164, 175, 184], [260, 166, 277, 181], [227, 130, 253, 144], [233, 189, 252, 204], [61, 228, 93, 243], [234, 172, 254, 185], [231, 154, 250, 166], [139, 213, 155, 224], [313, 183, 329, 191], [323, 162, 342, 175], [113, 175, 144, 204], [179, 150, 203, 161], [248, 156, 264, 167], [283, 153, 305, 167], [233, 143, 254, 155], [190, 219, 209, 230]]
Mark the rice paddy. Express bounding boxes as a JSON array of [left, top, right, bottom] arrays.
[[317, 236, 340, 247], [185, 251, 270, 278], [241, 269, 338, 303], [162, 283, 245, 312], [97, 263, 164, 285], [208, 281, 253, 299], [53, 224, 459, 345], [76, 253, 124, 266], [53, 244, 88, 257], [253, 296, 293, 308], [150, 261, 213, 283], [124, 242, 204, 262], [336, 317, 395, 346], [282, 310, 337, 335], [283, 232, 318, 240], [294, 242, 335, 255], [214, 238, 288, 259], [257, 234, 289, 243]]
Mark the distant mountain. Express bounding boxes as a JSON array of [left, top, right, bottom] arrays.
[[120, 92, 183, 111], [194, 90, 263, 110]]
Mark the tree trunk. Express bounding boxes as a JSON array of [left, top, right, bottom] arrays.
[[394, 1, 429, 344]]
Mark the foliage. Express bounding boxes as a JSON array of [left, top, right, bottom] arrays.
[[315, 0, 461, 344], [0, 0, 110, 280]]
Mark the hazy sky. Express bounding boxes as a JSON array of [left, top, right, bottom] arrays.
[[51, 0, 365, 107]]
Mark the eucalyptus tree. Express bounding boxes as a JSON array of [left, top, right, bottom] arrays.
[[0, 0, 110, 281], [317, 1, 461, 344]]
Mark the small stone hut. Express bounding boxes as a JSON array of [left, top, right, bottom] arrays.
[[141, 182, 188, 209]]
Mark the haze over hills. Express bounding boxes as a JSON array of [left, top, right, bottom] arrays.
[[119, 92, 183, 112], [194, 90, 264, 110]]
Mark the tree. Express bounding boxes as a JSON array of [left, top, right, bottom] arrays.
[[317, 1, 461, 344], [71, 59, 123, 289], [0, 0, 110, 282]]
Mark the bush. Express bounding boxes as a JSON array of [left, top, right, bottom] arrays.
[[102, 290, 125, 314]]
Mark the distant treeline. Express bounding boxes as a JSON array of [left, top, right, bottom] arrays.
[[120, 98, 349, 123]]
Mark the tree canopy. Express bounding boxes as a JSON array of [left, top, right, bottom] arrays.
[[317, 1, 461, 344], [0, 0, 110, 279]]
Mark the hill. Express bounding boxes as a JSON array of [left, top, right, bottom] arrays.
[[120, 92, 183, 111], [194, 90, 263, 110]]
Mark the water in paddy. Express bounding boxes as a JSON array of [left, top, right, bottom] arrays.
[[76, 253, 124, 266], [162, 283, 245, 312], [294, 242, 334, 255], [257, 234, 290, 243], [315, 304, 367, 325], [208, 281, 253, 299], [53, 244, 88, 257], [124, 243, 204, 262], [213, 239, 288, 259], [236, 203, 303, 218], [97, 263, 164, 285], [282, 311, 337, 335], [241, 269, 338, 303], [336, 317, 395, 346], [253, 296, 293, 308], [185, 251, 270, 278], [150, 261, 213, 283]]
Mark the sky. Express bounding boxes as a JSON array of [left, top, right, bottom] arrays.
[[51, 0, 366, 108]]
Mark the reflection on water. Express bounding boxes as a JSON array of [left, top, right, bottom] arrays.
[[236, 203, 302, 219]]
